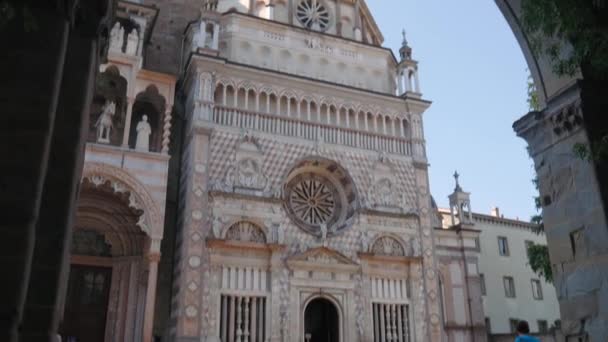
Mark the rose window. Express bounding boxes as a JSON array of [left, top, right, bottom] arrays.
[[296, 0, 331, 31], [283, 159, 358, 237], [289, 176, 336, 225]]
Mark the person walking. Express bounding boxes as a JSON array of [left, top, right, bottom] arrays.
[[515, 320, 540, 342]]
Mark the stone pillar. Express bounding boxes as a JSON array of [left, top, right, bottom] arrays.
[[162, 106, 173, 154], [0, 11, 69, 342], [0, 3, 112, 341], [143, 250, 161, 342], [353, 0, 362, 41], [335, 0, 342, 35], [288, 0, 294, 24], [21, 29, 100, 342], [122, 97, 135, 147], [212, 23, 220, 50]]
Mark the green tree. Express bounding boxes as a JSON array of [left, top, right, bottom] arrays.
[[521, 0, 608, 163], [527, 244, 553, 283], [526, 74, 552, 283], [521, 0, 608, 79]]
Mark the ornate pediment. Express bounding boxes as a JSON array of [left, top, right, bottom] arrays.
[[289, 247, 358, 266]]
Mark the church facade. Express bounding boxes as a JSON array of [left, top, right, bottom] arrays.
[[62, 1, 485, 341]]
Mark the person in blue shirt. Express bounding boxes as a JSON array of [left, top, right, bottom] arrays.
[[515, 320, 540, 342]]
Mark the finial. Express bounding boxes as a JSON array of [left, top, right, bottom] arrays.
[[401, 29, 408, 46], [453, 170, 463, 192]]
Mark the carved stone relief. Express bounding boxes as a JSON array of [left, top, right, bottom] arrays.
[[224, 221, 267, 243], [371, 236, 406, 257]]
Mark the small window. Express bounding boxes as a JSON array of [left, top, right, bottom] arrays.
[[538, 320, 548, 334], [509, 319, 519, 333], [504, 276, 516, 298], [531, 279, 543, 300], [480, 274, 486, 296], [525, 240, 534, 255], [498, 237, 509, 256], [485, 317, 491, 333], [475, 237, 481, 250]]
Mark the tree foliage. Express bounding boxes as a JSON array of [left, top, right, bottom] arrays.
[[521, 0, 608, 79], [527, 243, 553, 283]]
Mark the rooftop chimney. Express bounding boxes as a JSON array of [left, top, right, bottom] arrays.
[[491, 207, 500, 217]]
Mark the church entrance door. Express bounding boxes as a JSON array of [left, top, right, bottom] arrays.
[[62, 265, 112, 342], [304, 298, 339, 342]]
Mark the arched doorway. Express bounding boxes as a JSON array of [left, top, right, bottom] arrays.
[[304, 298, 340, 342], [60, 171, 160, 342]]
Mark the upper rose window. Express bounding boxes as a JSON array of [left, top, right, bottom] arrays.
[[296, 0, 331, 32]]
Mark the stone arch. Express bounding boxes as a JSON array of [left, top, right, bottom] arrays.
[[302, 293, 344, 342], [81, 162, 163, 240], [370, 235, 408, 257], [131, 85, 166, 152], [222, 221, 267, 243]]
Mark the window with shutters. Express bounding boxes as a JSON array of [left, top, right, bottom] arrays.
[[531, 279, 543, 300], [504, 276, 516, 298]]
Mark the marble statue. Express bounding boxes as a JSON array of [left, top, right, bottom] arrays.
[[109, 22, 124, 52], [126, 29, 139, 55], [320, 223, 328, 244], [96, 100, 116, 143], [135, 115, 152, 151]]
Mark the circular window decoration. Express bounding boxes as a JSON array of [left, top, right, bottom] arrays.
[[296, 0, 331, 31], [283, 159, 359, 237], [289, 175, 337, 226]]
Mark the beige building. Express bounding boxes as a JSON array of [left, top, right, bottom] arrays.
[[59, 1, 486, 341], [437, 187, 560, 336]]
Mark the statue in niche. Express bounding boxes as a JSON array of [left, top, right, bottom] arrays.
[[96, 100, 116, 143], [109, 22, 124, 52], [135, 115, 152, 151], [126, 29, 139, 55]]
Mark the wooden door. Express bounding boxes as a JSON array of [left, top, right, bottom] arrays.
[[61, 265, 112, 342]]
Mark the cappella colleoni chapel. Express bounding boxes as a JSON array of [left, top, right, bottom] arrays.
[[65, 1, 486, 341]]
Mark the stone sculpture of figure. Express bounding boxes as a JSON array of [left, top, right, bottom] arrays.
[[96, 100, 116, 143], [237, 159, 265, 189], [377, 179, 393, 207], [110, 22, 124, 52], [320, 223, 328, 244], [135, 115, 152, 151], [359, 230, 372, 252], [126, 29, 139, 55]]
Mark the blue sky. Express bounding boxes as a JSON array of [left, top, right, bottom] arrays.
[[366, 0, 537, 220]]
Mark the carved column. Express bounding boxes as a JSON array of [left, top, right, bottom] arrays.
[[143, 241, 162, 342], [288, 0, 294, 24], [335, 0, 342, 35], [162, 106, 173, 154], [122, 97, 135, 147], [212, 23, 220, 50]]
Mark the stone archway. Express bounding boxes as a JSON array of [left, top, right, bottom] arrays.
[[61, 162, 165, 342], [304, 297, 340, 342]]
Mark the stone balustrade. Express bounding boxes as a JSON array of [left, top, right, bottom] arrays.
[[211, 105, 418, 156]]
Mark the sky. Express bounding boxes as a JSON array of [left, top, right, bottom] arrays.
[[366, 0, 538, 220]]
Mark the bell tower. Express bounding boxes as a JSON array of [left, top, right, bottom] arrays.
[[396, 29, 421, 96], [448, 171, 474, 227]]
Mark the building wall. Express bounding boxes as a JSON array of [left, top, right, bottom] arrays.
[[441, 211, 561, 334]]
